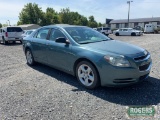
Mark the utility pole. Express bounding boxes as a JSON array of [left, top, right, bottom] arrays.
[[8, 20, 10, 26], [127, 1, 133, 28]]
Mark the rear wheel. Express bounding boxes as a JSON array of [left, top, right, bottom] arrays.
[[2, 37, 8, 45], [76, 61, 100, 89], [115, 33, 119, 36], [25, 49, 35, 66]]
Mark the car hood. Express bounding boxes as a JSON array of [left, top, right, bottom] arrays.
[[81, 40, 144, 55]]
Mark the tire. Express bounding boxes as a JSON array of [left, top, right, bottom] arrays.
[[2, 37, 8, 45], [131, 33, 136, 36], [76, 61, 100, 89], [25, 49, 35, 66], [115, 33, 119, 36]]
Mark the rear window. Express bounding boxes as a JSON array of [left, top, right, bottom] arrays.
[[7, 27, 23, 32]]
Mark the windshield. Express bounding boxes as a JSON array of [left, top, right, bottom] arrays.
[[64, 27, 111, 44]]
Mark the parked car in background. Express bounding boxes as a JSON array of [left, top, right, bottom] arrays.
[[97, 27, 112, 36], [23, 24, 152, 89], [21, 29, 36, 38], [0, 27, 23, 44], [133, 26, 144, 32], [113, 28, 143, 36], [144, 24, 155, 33]]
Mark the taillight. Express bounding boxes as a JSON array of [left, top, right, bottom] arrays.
[[5, 32, 8, 37]]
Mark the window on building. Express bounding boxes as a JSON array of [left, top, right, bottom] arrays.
[[134, 22, 138, 27], [116, 24, 119, 28], [125, 23, 128, 28], [144, 22, 149, 26]]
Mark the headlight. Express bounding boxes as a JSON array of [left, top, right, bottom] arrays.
[[104, 55, 131, 67]]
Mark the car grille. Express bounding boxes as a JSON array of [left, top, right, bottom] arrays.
[[134, 54, 148, 61], [113, 78, 135, 83], [139, 63, 150, 71]]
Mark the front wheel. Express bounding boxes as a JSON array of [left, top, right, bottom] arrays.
[[131, 33, 136, 36], [25, 49, 35, 66], [115, 33, 119, 36], [76, 61, 100, 89]]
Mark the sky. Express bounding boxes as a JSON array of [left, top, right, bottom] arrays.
[[0, 0, 160, 25]]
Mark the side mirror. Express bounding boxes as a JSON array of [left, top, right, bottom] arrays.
[[55, 37, 70, 44]]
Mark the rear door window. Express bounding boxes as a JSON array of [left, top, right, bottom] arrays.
[[7, 27, 23, 32]]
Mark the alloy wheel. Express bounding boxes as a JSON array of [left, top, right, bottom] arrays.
[[78, 64, 95, 87]]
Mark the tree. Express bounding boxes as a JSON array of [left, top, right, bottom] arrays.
[[18, 3, 45, 26], [45, 7, 60, 25], [98, 22, 102, 27], [0, 23, 2, 28], [2, 24, 8, 27], [88, 16, 98, 28], [59, 8, 72, 24]]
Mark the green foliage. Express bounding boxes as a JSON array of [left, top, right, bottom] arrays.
[[18, 3, 45, 26], [45, 7, 60, 25], [88, 16, 98, 28], [17, 3, 102, 27], [0, 23, 2, 28], [2, 24, 8, 27]]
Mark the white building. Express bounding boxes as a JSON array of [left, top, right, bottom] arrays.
[[107, 17, 160, 29]]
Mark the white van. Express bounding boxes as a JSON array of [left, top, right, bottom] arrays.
[[144, 24, 155, 33], [0, 27, 23, 44]]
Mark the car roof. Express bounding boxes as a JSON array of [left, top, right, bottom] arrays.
[[44, 24, 86, 29]]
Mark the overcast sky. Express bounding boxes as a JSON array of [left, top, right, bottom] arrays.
[[0, 0, 160, 25]]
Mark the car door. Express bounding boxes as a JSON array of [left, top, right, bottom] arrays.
[[119, 29, 123, 35], [31, 28, 50, 63], [46, 28, 73, 72]]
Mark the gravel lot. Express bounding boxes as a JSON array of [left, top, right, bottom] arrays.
[[0, 34, 160, 120]]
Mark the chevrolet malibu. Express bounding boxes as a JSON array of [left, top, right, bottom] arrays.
[[23, 24, 152, 89]]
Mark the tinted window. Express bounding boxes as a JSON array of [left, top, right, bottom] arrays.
[[103, 28, 110, 30], [123, 29, 128, 31], [97, 28, 102, 31], [49, 29, 66, 41], [35, 29, 50, 39], [7, 27, 23, 32]]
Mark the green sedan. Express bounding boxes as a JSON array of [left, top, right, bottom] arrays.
[[23, 24, 152, 89]]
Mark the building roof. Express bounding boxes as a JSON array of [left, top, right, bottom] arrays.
[[18, 24, 39, 27], [46, 24, 85, 28], [110, 17, 160, 24]]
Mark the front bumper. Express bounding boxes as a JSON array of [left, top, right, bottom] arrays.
[[136, 32, 143, 36], [97, 54, 152, 87]]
